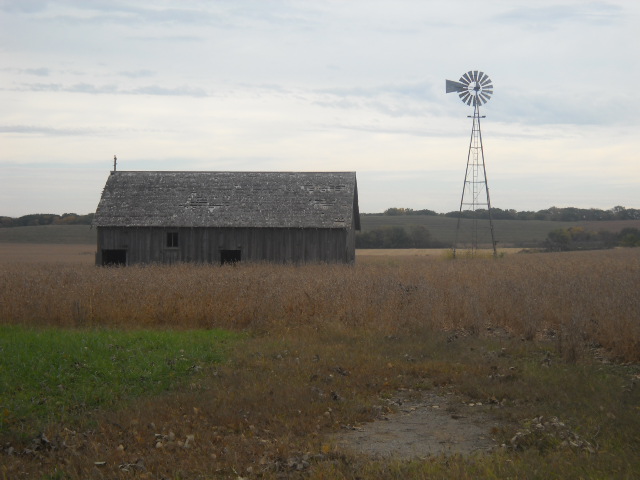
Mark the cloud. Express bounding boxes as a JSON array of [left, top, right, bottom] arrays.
[[24, 67, 51, 76], [493, 2, 623, 30], [0, 67, 51, 76], [38, 3, 219, 27], [68, 83, 119, 94], [15, 1, 321, 30], [0, 125, 97, 136], [9, 82, 208, 97], [124, 35, 203, 43], [118, 69, 155, 78], [318, 81, 432, 100], [310, 81, 438, 118], [493, 90, 635, 127], [316, 122, 447, 138], [0, 0, 47, 14], [129, 85, 207, 97]]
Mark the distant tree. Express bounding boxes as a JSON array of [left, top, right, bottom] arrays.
[[598, 230, 618, 248], [356, 226, 438, 248], [0, 213, 94, 228], [374, 205, 638, 222], [444, 209, 491, 219], [545, 228, 572, 251], [547, 207, 562, 221], [516, 211, 537, 220], [560, 208, 583, 221], [611, 206, 640, 220], [384, 227, 411, 248], [541, 225, 638, 251], [412, 209, 439, 216], [383, 207, 413, 216], [490, 208, 518, 220], [566, 226, 590, 242], [408, 225, 431, 248], [55, 214, 78, 225], [618, 228, 640, 247], [611, 205, 626, 215]]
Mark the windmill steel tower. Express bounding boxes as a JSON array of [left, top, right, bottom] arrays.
[[446, 70, 497, 257]]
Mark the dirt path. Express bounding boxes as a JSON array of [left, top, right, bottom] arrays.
[[334, 392, 503, 458]]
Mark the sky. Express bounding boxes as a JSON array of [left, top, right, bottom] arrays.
[[1, 0, 638, 216]]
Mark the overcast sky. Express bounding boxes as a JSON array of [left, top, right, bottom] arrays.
[[1, 0, 638, 216]]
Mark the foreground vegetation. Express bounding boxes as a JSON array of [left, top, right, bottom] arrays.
[[2, 250, 637, 361], [0, 249, 639, 478], [0, 327, 236, 439]]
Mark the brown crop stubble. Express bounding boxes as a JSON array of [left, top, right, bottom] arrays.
[[0, 249, 638, 362]]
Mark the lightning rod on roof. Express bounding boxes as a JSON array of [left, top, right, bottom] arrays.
[[113, 155, 117, 173]]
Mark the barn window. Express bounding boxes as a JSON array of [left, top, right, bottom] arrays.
[[166, 232, 179, 248]]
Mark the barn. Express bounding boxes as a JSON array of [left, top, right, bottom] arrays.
[[93, 171, 360, 265]]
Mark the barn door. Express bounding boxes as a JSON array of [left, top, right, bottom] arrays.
[[101, 249, 127, 266], [163, 250, 180, 265], [220, 249, 241, 265]]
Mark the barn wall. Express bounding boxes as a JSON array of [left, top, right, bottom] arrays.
[[345, 215, 357, 263], [96, 226, 354, 265]]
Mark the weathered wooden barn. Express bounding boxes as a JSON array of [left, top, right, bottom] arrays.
[[93, 171, 360, 265]]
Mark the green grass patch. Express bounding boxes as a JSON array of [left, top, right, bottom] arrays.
[[0, 326, 238, 438]]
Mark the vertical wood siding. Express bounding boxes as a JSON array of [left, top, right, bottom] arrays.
[[96, 224, 355, 265]]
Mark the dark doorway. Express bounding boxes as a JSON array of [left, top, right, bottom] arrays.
[[102, 249, 127, 266], [220, 249, 241, 265]]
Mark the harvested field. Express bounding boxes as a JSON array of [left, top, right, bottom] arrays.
[[0, 243, 95, 264], [1, 248, 639, 479], [358, 248, 450, 257], [1, 249, 638, 360]]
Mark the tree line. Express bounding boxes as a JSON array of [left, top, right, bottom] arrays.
[[356, 226, 447, 249], [5, 205, 638, 227], [0, 213, 94, 228], [544, 227, 640, 252], [374, 206, 640, 221], [357, 225, 640, 250]]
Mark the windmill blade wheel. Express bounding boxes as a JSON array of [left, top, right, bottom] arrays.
[[446, 70, 493, 107]]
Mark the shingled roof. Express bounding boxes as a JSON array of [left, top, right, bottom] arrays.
[[93, 171, 360, 229]]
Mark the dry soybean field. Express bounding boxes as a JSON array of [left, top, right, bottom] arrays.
[[1, 246, 639, 479]]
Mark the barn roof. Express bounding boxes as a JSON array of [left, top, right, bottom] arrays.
[[93, 171, 360, 229]]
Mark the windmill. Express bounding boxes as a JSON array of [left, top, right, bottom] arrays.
[[446, 70, 497, 257]]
